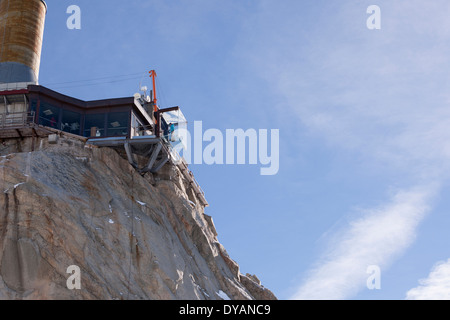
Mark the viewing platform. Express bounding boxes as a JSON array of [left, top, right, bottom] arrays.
[[0, 83, 208, 207]]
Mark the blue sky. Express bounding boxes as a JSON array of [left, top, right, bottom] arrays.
[[39, 0, 450, 299]]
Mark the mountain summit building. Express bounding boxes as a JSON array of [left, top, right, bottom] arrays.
[[0, 0, 207, 206]]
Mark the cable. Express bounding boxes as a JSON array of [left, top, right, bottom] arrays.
[[126, 167, 135, 300], [156, 77, 169, 109], [42, 72, 145, 86], [47, 76, 144, 91]]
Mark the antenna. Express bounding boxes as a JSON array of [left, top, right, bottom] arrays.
[[140, 85, 148, 99]]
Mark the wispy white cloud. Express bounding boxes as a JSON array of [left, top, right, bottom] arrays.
[[234, 0, 450, 299], [406, 259, 450, 300], [238, 1, 450, 174], [292, 186, 436, 299]]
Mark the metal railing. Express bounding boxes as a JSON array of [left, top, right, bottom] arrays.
[[0, 111, 35, 129], [131, 124, 154, 137]]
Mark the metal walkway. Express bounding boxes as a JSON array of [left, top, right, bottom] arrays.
[[0, 111, 53, 140]]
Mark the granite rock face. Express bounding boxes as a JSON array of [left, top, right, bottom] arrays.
[[0, 135, 276, 300]]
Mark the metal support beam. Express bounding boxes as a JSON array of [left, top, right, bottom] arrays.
[[3, 96, 8, 113], [124, 142, 137, 168], [145, 143, 162, 172], [88, 136, 174, 174], [143, 144, 155, 157], [31, 127, 36, 151], [151, 154, 169, 173]]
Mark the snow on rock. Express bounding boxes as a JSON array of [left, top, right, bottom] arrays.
[[14, 182, 25, 189], [217, 290, 231, 300]]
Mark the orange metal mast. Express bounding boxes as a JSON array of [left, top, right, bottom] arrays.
[[149, 70, 158, 113], [149, 69, 160, 136]]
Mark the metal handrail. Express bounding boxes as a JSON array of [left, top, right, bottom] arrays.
[[132, 124, 153, 137], [0, 111, 35, 129]]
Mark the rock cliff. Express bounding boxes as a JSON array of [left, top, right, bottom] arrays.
[[0, 133, 276, 300]]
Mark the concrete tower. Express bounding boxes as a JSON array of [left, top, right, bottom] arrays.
[[0, 0, 47, 84]]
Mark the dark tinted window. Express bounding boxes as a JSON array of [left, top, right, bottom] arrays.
[[84, 113, 106, 137], [38, 103, 60, 128], [61, 109, 82, 135], [107, 112, 129, 136]]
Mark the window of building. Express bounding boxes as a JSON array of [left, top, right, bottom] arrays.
[[107, 112, 129, 136], [39, 103, 60, 128], [84, 113, 106, 137], [61, 109, 82, 135], [131, 112, 147, 137], [30, 100, 37, 122]]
